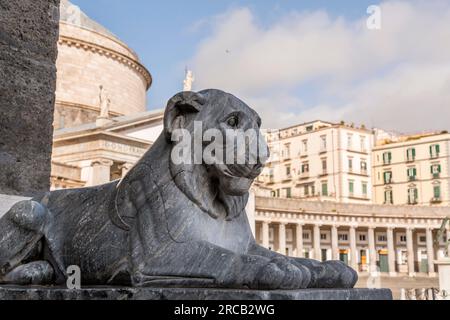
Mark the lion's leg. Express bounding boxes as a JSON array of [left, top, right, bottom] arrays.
[[133, 241, 310, 290], [0, 200, 55, 285], [248, 243, 358, 289]]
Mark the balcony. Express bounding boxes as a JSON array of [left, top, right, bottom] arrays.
[[407, 200, 418, 205], [298, 172, 310, 180], [408, 176, 417, 182], [432, 173, 440, 179], [406, 156, 415, 163], [430, 153, 440, 159], [431, 197, 442, 204]]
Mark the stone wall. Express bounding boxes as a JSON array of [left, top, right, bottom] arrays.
[[0, 0, 60, 196]]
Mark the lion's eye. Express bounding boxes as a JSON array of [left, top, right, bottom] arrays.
[[227, 116, 239, 128]]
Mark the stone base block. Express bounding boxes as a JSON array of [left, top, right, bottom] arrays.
[[0, 286, 393, 300]]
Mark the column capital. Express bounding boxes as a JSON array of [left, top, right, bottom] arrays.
[[406, 227, 415, 232], [386, 226, 395, 232], [91, 158, 114, 167], [296, 222, 304, 227]]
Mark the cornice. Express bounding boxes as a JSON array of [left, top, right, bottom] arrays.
[[58, 35, 152, 90]]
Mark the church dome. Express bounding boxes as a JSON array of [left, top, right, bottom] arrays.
[[54, 0, 152, 129]]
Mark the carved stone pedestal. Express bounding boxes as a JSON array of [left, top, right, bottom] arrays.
[[0, 286, 393, 300]]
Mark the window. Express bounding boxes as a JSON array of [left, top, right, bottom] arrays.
[[361, 160, 367, 174], [338, 234, 348, 241], [276, 189, 280, 198], [320, 233, 327, 240], [303, 232, 310, 240], [419, 236, 426, 243], [322, 159, 327, 174], [360, 136, 366, 152], [378, 234, 387, 242], [349, 181, 354, 195], [383, 152, 392, 165], [359, 234, 367, 241], [271, 191, 277, 198], [433, 185, 441, 200], [431, 164, 442, 178], [304, 185, 309, 197], [383, 171, 393, 184], [407, 167, 417, 181], [362, 182, 368, 197], [285, 187, 292, 199], [320, 135, 327, 151], [306, 125, 313, 132], [408, 188, 418, 205], [302, 140, 308, 153], [430, 144, 440, 158], [384, 190, 393, 204], [348, 158, 353, 172], [347, 134, 353, 150], [406, 148, 416, 162], [283, 144, 291, 159], [301, 163, 309, 174], [400, 235, 407, 243], [286, 165, 291, 177], [322, 182, 329, 197]]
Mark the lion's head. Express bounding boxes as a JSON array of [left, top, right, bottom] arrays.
[[164, 89, 269, 220]]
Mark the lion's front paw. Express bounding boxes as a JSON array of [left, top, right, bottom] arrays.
[[308, 260, 358, 289], [252, 257, 311, 290]]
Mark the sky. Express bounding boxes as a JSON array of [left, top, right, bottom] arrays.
[[70, 0, 450, 133]]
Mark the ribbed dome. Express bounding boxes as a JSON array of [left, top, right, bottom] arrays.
[[60, 0, 120, 41]]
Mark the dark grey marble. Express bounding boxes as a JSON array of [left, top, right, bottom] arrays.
[[0, 0, 60, 196], [0, 90, 358, 291], [0, 286, 393, 300]]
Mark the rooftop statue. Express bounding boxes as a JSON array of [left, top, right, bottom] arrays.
[[0, 90, 357, 289]]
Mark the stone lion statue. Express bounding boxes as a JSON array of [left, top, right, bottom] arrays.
[[0, 89, 357, 289]]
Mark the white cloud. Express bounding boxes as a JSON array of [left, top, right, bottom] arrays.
[[189, 1, 450, 132]]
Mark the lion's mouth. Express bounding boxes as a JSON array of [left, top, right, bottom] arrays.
[[223, 163, 263, 180]]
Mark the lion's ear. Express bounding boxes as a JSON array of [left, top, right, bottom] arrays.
[[164, 91, 206, 141]]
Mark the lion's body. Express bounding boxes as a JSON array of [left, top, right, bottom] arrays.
[[0, 90, 357, 289]]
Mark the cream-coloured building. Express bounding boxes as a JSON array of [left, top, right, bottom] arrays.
[[55, 0, 152, 130], [50, 1, 163, 189], [372, 132, 450, 206], [257, 121, 373, 204], [253, 196, 449, 278]]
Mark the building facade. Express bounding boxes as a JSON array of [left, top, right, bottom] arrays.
[[55, 0, 152, 130], [253, 196, 449, 277], [372, 132, 450, 206], [50, 1, 163, 189], [258, 121, 374, 204]]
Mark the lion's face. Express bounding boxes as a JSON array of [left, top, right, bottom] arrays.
[[164, 89, 269, 219], [196, 90, 269, 196]]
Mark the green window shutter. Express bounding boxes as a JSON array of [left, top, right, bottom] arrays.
[[413, 168, 417, 176], [431, 165, 434, 174], [438, 165, 442, 173], [389, 152, 392, 161], [434, 186, 441, 198], [414, 188, 418, 201], [437, 145, 440, 153], [412, 148, 416, 157], [430, 145, 433, 156]]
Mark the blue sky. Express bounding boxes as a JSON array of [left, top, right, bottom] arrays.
[[70, 0, 376, 109], [70, 1, 450, 132]]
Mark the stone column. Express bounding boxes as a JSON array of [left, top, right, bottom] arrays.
[[349, 226, 358, 271], [278, 223, 287, 255], [426, 228, 436, 276], [387, 227, 397, 276], [313, 224, 321, 261], [406, 228, 416, 277], [331, 225, 339, 260], [368, 227, 377, 274], [0, 0, 60, 196], [262, 221, 270, 249], [89, 159, 113, 186], [295, 223, 304, 258]]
